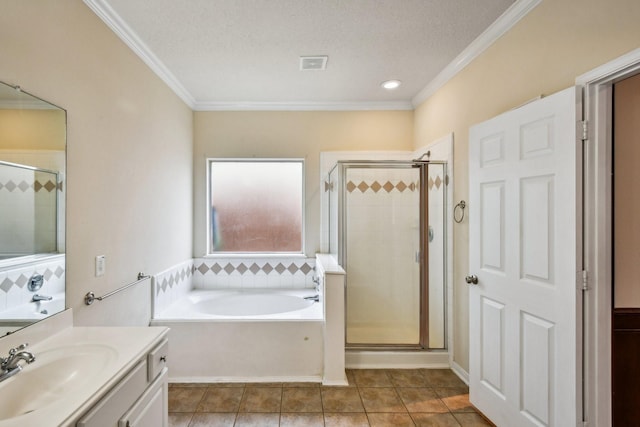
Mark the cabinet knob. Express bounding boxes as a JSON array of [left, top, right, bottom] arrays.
[[160, 356, 167, 363]]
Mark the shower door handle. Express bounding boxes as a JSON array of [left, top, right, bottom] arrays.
[[465, 275, 479, 285]]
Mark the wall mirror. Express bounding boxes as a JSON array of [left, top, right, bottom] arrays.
[[0, 81, 66, 336]]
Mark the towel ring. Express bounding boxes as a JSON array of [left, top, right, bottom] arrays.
[[454, 200, 466, 224]]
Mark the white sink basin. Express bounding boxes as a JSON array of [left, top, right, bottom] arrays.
[[0, 343, 118, 420]]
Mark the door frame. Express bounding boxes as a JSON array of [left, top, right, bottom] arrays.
[[578, 48, 640, 427], [338, 159, 448, 350]]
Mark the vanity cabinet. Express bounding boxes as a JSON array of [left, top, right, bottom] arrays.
[[76, 339, 168, 427]]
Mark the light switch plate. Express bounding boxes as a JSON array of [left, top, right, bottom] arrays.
[[95, 255, 106, 277]]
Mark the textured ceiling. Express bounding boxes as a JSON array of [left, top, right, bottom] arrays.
[[88, 0, 518, 110]]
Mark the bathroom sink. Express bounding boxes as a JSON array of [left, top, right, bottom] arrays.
[[0, 343, 118, 420]]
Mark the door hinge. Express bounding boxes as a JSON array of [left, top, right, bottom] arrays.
[[580, 120, 588, 141], [581, 270, 588, 291]]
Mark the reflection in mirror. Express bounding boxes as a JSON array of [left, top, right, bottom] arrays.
[[0, 81, 66, 336]]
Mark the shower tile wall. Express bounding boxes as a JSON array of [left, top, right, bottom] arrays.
[[0, 255, 65, 313], [346, 167, 420, 344], [0, 151, 65, 254]]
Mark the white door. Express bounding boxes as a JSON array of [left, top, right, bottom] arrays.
[[468, 87, 581, 426]]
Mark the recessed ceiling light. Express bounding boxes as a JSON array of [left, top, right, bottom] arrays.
[[381, 80, 401, 90]]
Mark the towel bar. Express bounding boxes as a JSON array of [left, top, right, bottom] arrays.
[[84, 272, 150, 305]]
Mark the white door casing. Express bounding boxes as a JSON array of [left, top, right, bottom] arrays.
[[468, 87, 581, 426]]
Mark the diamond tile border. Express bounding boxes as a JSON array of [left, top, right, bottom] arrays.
[[0, 255, 66, 313], [193, 259, 315, 277], [0, 179, 63, 193], [347, 180, 419, 193]]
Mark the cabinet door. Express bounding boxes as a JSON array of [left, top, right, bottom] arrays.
[[119, 368, 168, 427], [77, 361, 147, 427]]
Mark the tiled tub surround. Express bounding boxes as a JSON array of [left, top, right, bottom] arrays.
[[151, 256, 331, 383], [0, 254, 65, 312], [192, 257, 316, 289], [152, 257, 316, 317]]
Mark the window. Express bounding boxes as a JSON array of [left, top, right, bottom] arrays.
[[207, 159, 304, 254]]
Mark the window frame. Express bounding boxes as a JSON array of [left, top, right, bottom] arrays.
[[205, 158, 306, 257]]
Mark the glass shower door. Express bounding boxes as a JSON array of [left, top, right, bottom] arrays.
[[344, 164, 421, 346]]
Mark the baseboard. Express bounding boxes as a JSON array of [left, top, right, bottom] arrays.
[[450, 360, 469, 385], [169, 375, 322, 384], [345, 350, 450, 369]]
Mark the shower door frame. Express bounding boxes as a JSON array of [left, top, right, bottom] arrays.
[[336, 160, 447, 351]]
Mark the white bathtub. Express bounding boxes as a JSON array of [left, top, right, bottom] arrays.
[[150, 288, 324, 382]]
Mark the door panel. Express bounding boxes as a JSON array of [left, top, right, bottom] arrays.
[[469, 87, 579, 426]]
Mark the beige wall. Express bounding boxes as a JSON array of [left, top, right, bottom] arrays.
[[193, 111, 414, 256], [0, 1, 193, 326], [414, 0, 640, 371], [0, 109, 66, 150]]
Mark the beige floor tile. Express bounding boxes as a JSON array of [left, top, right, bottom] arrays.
[[397, 388, 449, 413], [188, 412, 237, 427], [453, 412, 494, 426], [324, 412, 371, 426], [197, 387, 244, 412], [234, 412, 280, 427], [421, 369, 467, 388], [411, 412, 462, 427], [282, 387, 323, 412], [239, 386, 282, 412], [168, 412, 192, 427], [352, 369, 393, 387], [280, 412, 325, 427], [434, 388, 475, 413], [359, 387, 407, 413], [368, 412, 417, 426], [388, 369, 430, 387], [322, 387, 366, 412], [168, 386, 208, 412]]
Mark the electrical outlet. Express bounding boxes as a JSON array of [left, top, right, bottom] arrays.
[[95, 255, 106, 277]]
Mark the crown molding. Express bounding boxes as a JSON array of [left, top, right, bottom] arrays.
[[193, 101, 414, 112], [83, 0, 196, 108], [411, 0, 542, 108], [84, 0, 539, 112]]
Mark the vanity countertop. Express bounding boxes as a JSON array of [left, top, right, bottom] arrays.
[[0, 313, 168, 427]]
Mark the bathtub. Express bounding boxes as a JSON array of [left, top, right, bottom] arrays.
[[150, 288, 324, 382], [0, 292, 65, 336]]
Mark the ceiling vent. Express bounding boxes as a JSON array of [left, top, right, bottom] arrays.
[[300, 56, 328, 71]]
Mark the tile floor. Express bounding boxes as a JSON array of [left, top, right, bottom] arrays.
[[168, 369, 494, 426]]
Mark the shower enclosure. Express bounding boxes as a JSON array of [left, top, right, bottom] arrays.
[[327, 160, 446, 349], [0, 160, 60, 259]]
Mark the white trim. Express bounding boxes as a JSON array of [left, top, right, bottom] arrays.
[[411, 0, 542, 108], [82, 0, 196, 108], [576, 48, 640, 85], [345, 350, 450, 369], [168, 375, 322, 384], [450, 360, 470, 386], [578, 48, 640, 427], [193, 101, 414, 111]]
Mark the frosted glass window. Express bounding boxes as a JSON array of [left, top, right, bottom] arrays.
[[208, 160, 303, 253]]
